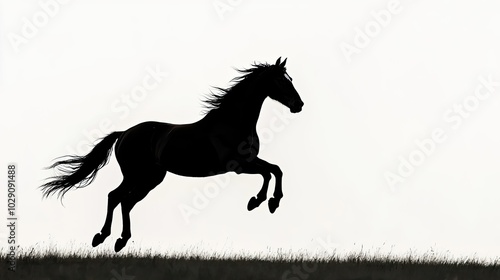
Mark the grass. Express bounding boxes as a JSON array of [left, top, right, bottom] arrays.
[[1, 244, 500, 280]]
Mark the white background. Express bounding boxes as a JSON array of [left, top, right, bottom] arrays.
[[2, 0, 500, 260]]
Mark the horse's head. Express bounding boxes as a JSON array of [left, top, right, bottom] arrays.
[[264, 57, 304, 113]]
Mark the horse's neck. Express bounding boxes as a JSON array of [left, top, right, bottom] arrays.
[[232, 91, 265, 126], [206, 91, 266, 130]]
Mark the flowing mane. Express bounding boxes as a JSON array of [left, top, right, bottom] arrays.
[[202, 62, 278, 114]]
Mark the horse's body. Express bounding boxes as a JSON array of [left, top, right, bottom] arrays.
[[41, 57, 303, 252]]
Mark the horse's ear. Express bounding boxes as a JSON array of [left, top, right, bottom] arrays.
[[275, 57, 281, 65], [280, 58, 287, 67]]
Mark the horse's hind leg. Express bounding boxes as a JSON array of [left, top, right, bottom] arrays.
[[113, 188, 148, 252], [114, 168, 166, 252], [92, 181, 129, 247]]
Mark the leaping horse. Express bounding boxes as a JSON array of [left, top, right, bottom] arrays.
[[40, 57, 304, 252]]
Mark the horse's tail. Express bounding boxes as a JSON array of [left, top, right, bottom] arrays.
[[40, 131, 123, 199]]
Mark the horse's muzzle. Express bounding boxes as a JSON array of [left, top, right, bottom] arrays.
[[290, 101, 304, 113]]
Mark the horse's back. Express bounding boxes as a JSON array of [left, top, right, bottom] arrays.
[[152, 121, 230, 177], [115, 121, 175, 168], [114, 119, 250, 177]]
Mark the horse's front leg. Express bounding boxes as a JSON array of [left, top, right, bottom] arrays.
[[237, 158, 270, 211], [267, 163, 283, 213], [239, 157, 283, 213]]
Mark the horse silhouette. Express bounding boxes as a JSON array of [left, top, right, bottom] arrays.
[[40, 57, 304, 252]]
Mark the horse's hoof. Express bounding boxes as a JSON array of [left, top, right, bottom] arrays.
[[92, 233, 107, 247], [114, 238, 128, 252], [268, 197, 280, 213], [247, 196, 263, 211]]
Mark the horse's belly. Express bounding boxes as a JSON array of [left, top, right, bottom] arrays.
[[166, 154, 224, 177], [159, 138, 226, 177]]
